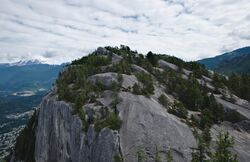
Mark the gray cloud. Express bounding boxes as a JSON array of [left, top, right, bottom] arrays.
[[0, 0, 249, 64], [42, 51, 58, 58]]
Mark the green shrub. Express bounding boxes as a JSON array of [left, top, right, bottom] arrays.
[[135, 72, 154, 96], [202, 127, 211, 144], [166, 149, 173, 162], [113, 154, 123, 162], [155, 146, 162, 162], [95, 112, 122, 132], [199, 108, 213, 129], [211, 132, 238, 162], [168, 101, 188, 119], [158, 94, 168, 108], [132, 83, 142, 95], [107, 60, 132, 74], [72, 54, 111, 66], [146, 51, 158, 66], [137, 150, 146, 162]]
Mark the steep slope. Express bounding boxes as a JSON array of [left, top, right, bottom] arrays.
[[8, 46, 250, 162], [118, 92, 196, 162], [198, 47, 250, 74]]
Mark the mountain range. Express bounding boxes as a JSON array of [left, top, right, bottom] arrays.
[[198, 47, 250, 75], [0, 60, 64, 92]]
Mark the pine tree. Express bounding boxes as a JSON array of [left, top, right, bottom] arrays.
[[166, 149, 173, 162], [137, 150, 146, 162], [202, 127, 211, 144], [155, 146, 162, 162], [191, 131, 210, 162], [211, 132, 238, 162], [191, 139, 209, 162]]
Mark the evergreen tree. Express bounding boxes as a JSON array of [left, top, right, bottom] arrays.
[[166, 149, 173, 162], [211, 132, 238, 162], [191, 128, 211, 162], [200, 109, 213, 129], [146, 51, 157, 66], [202, 128, 211, 144], [155, 146, 162, 162], [191, 137, 209, 162], [137, 150, 146, 162]]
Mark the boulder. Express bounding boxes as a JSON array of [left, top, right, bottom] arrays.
[[88, 72, 138, 89]]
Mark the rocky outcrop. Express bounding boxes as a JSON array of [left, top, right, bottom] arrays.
[[88, 72, 138, 89], [131, 64, 150, 74], [96, 47, 110, 55], [215, 95, 250, 119], [158, 60, 179, 71], [112, 53, 123, 63], [118, 92, 196, 162], [35, 94, 120, 162]]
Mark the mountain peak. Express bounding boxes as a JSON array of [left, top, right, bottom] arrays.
[[10, 59, 43, 66]]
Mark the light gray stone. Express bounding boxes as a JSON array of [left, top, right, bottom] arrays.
[[88, 72, 138, 89], [117, 92, 196, 162], [112, 53, 123, 63], [96, 47, 110, 55], [131, 64, 150, 74], [158, 60, 179, 71], [215, 95, 250, 120]]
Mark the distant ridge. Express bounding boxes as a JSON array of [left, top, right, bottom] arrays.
[[0, 61, 64, 92], [198, 46, 250, 74]]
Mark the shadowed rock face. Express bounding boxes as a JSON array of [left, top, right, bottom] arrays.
[[118, 92, 196, 162], [35, 94, 120, 162]]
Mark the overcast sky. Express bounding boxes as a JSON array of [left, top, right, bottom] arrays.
[[0, 0, 249, 64]]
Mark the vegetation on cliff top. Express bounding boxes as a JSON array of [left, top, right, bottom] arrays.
[[54, 45, 246, 132], [53, 45, 242, 161]]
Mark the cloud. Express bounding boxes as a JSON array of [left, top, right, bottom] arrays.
[[42, 51, 58, 58], [0, 0, 249, 64]]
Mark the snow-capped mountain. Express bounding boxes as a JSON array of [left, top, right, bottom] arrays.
[[9, 59, 44, 66]]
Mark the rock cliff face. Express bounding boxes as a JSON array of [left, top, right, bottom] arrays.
[[118, 92, 196, 162], [9, 46, 250, 162], [35, 94, 120, 162], [28, 89, 196, 162]]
